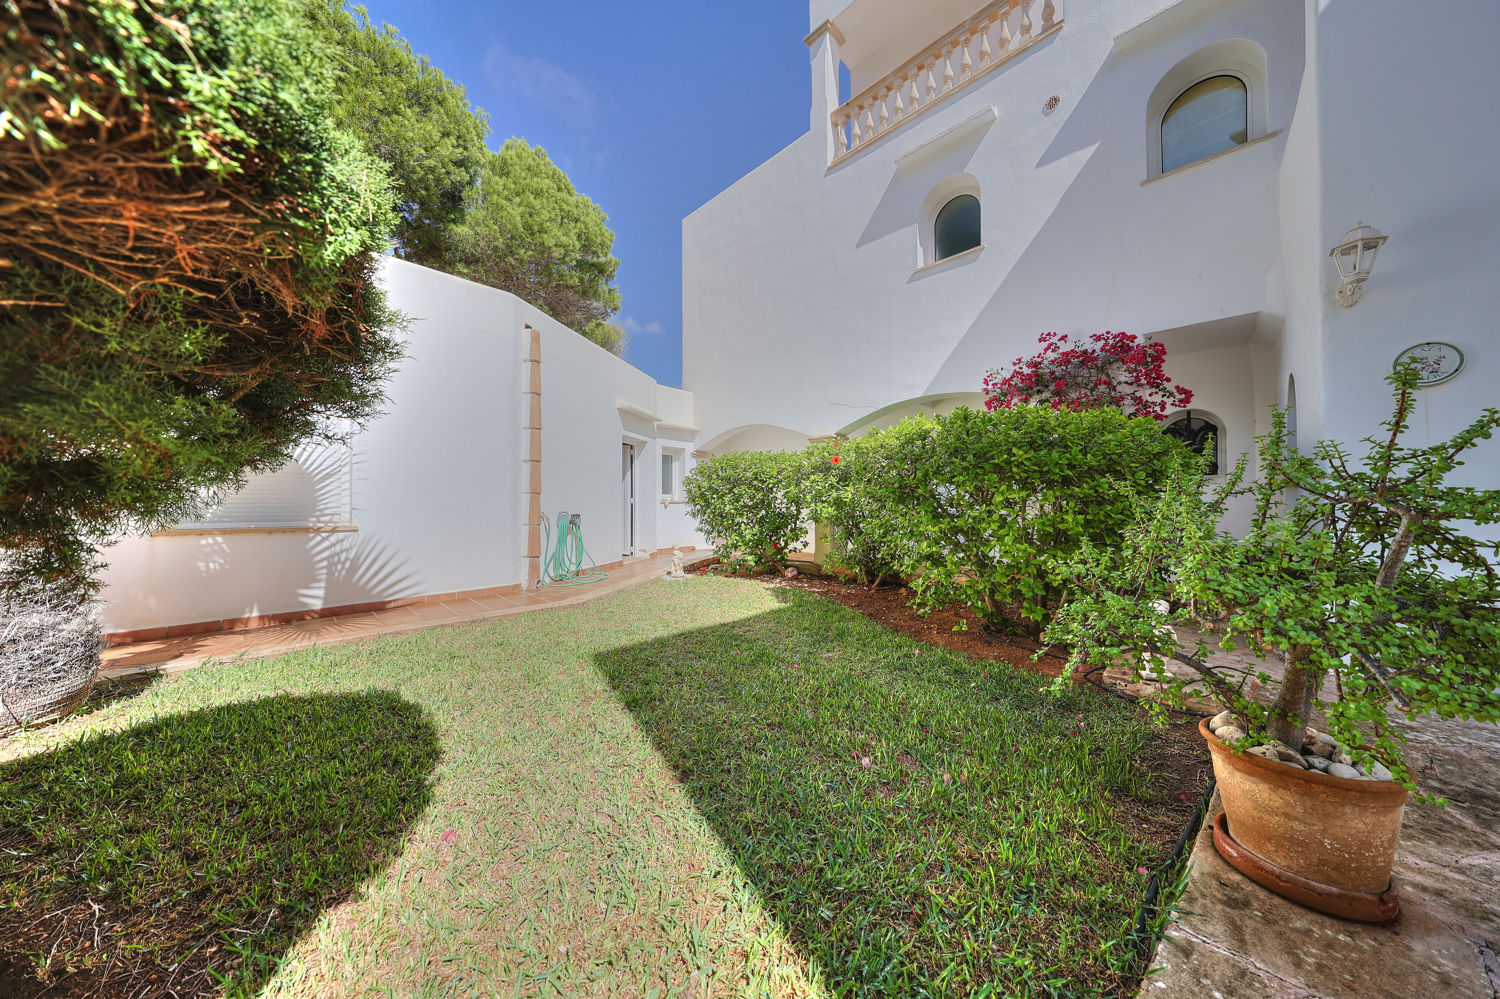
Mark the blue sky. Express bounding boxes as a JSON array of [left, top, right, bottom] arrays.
[[355, 0, 812, 387]]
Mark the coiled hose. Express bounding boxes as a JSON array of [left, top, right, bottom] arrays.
[[540, 511, 608, 587]]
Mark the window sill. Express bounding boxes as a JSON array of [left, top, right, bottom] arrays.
[[1142, 130, 1280, 185], [153, 525, 359, 538], [912, 243, 985, 278]]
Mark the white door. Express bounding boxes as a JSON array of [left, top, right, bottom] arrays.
[[621, 443, 636, 557]]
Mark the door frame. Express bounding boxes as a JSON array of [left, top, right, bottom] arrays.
[[621, 441, 636, 557]]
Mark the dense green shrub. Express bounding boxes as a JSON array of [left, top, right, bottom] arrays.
[[1, 0, 402, 597], [1046, 368, 1500, 780], [799, 435, 910, 586], [685, 451, 806, 570], [869, 407, 1191, 630], [686, 408, 1188, 624]]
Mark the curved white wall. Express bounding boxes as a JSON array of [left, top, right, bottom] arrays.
[[99, 260, 702, 634]]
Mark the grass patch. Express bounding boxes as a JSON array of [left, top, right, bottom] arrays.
[[597, 592, 1171, 997], [0, 578, 1200, 998], [0, 691, 439, 997]]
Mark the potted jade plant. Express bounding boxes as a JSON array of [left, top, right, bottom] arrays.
[[1045, 365, 1500, 921]]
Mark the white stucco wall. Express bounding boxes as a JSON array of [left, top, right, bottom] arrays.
[[525, 288, 701, 563], [686, 0, 1305, 479], [1310, 0, 1500, 483], [98, 260, 701, 633], [686, 0, 1500, 521]]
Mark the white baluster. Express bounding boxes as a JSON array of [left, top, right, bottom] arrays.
[[893, 83, 906, 120], [961, 38, 973, 80], [942, 49, 955, 91], [850, 111, 862, 147], [1042, 0, 1056, 29], [878, 93, 890, 131], [907, 76, 921, 111], [862, 103, 875, 141], [1021, 0, 1033, 39], [837, 112, 850, 154], [999, 12, 1012, 50], [980, 20, 993, 65], [925, 62, 937, 100]]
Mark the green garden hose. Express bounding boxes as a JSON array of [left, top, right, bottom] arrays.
[[540, 511, 608, 587]]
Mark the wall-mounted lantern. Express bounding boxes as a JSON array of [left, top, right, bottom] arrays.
[[1329, 222, 1388, 307]]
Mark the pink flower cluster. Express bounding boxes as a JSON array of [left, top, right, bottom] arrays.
[[981, 330, 1193, 421]]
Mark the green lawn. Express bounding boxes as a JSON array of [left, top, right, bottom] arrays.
[[0, 578, 1198, 998]]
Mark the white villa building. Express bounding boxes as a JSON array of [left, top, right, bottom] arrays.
[[683, 0, 1499, 525], [98, 0, 1499, 638]]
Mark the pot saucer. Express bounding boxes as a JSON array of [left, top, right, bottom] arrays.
[[1211, 812, 1399, 923]]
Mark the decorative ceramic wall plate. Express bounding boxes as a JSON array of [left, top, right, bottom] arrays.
[[1393, 342, 1464, 386]]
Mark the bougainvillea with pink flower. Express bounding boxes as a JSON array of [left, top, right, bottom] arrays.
[[982, 331, 1193, 420]]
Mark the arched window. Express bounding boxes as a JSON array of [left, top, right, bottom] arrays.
[[1161, 75, 1248, 173], [934, 194, 981, 261], [1165, 411, 1220, 475]]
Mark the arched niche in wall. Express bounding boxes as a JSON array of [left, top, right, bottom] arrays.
[[917, 174, 982, 268], [836, 391, 988, 438], [1164, 408, 1227, 476], [1146, 39, 1269, 178], [698, 424, 812, 456]]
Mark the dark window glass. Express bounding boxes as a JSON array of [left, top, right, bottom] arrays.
[[934, 194, 981, 261], [1165, 413, 1220, 475], [1161, 75, 1248, 173]]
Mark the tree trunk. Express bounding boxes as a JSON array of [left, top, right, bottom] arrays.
[[1374, 514, 1417, 591], [1269, 645, 1316, 748]]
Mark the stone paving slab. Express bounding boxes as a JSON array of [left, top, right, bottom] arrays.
[[101, 553, 715, 679], [1148, 714, 1500, 999]]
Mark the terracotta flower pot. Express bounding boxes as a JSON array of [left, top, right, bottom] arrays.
[[1199, 717, 1408, 922]]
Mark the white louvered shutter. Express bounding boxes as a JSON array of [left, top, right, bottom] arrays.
[[178, 443, 353, 529]]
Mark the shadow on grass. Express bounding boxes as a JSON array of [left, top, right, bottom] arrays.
[[594, 588, 1175, 999], [74, 671, 160, 719], [0, 690, 440, 999]]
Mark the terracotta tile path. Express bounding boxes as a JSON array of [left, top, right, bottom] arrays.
[[102, 553, 714, 679]]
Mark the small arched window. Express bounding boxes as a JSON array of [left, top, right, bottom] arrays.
[[1165, 411, 1220, 475], [1161, 75, 1247, 173], [934, 194, 981, 261]]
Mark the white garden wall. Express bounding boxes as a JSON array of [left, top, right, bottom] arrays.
[[98, 259, 702, 636]]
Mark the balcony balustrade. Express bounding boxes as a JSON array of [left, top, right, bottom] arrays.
[[830, 0, 1063, 164]]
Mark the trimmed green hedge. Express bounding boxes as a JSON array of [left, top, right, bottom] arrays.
[[800, 436, 910, 586], [687, 407, 1191, 627], [684, 450, 806, 571], [872, 406, 1190, 629]]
